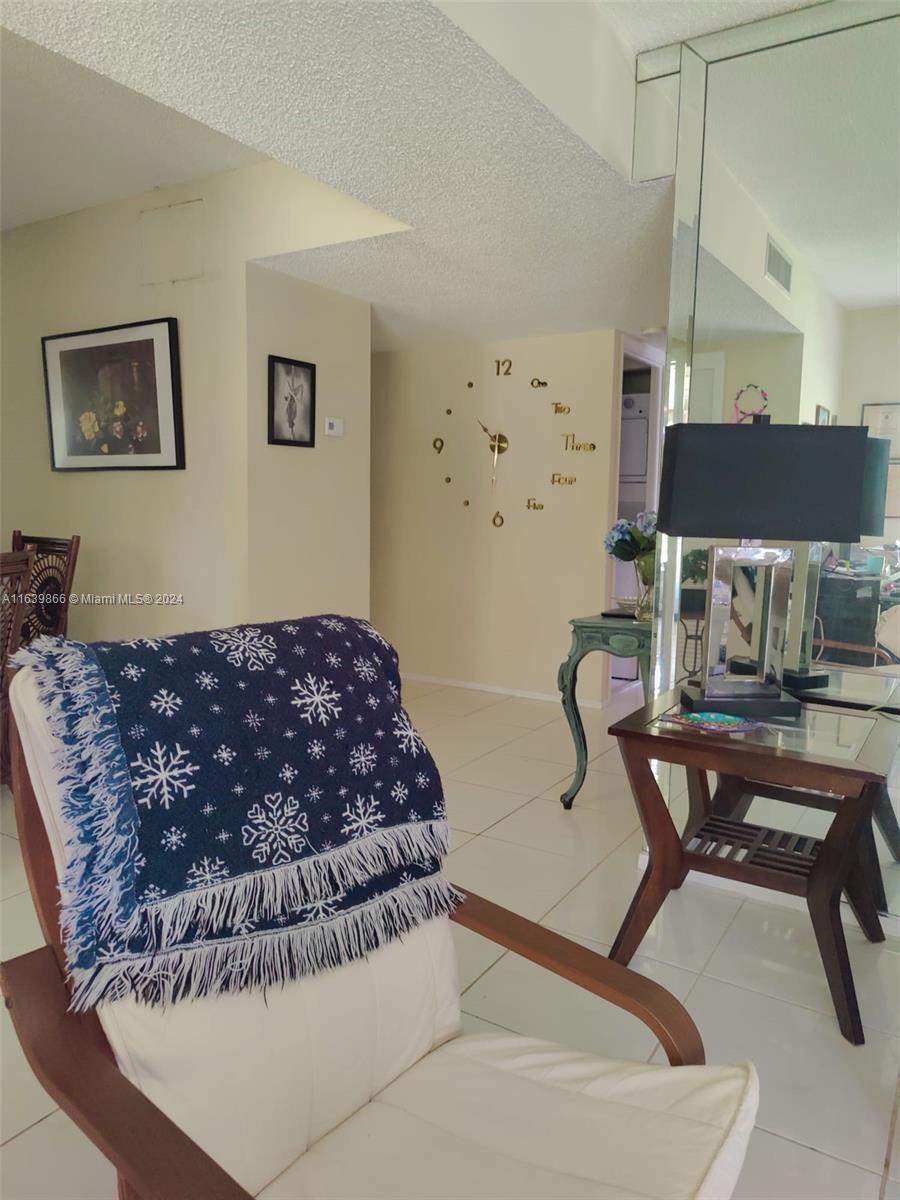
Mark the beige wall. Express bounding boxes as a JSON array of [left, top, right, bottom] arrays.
[[372, 330, 622, 701], [839, 305, 900, 541], [1, 161, 402, 640], [700, 153, 845, 426], [696, 333, 805, 424], [838, 306, 900, 425], [246, 264, 371, 621]]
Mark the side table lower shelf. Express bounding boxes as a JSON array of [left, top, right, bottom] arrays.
[[684, 816, 820, 891]]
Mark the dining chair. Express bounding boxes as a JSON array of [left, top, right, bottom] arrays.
[[10, 531, 80, 641]]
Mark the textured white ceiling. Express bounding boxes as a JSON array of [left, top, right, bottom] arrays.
[[597, 0, 818, 54], [695, 247, 801, 340], [705, 17, 900, 308], [0, 0, 673, 349], [0, 30, 262, 230]]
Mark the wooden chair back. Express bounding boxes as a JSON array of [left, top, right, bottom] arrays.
[[11, 532, 80, 641], [1, 552, 34, 784]]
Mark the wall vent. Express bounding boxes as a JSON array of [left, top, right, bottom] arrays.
[[764, 235, 792, 295]]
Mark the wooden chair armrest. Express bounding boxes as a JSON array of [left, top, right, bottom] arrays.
[[450, 887, 705, 1067], [1, 946, 252, 1200]]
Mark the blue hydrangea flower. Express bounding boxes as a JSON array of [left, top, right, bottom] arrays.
[[636, 511, 657, 536], [603, 519, 631, 555]]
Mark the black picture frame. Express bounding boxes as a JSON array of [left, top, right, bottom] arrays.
[[268, 355, 316, 448], [41, 318, 184, 472]]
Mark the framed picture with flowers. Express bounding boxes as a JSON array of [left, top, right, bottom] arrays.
[[41, 318, 184, 470]]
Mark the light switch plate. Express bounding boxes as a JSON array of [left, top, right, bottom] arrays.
[[325, 417, 344, 437]]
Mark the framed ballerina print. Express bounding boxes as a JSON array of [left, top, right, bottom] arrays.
[[268, 355, 316, 448]]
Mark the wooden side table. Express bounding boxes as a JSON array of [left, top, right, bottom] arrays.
[[558, 615, 652, 809], [608, 691, 896, 1044]]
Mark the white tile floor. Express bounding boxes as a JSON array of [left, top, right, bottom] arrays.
[[1, 677, 899, 1199]]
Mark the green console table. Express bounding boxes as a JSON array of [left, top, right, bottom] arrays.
[[557, 614, 653, 809]]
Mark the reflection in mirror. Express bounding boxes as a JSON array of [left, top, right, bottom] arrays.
[[658, 14, 900, 913], [692, 19, 900, 688]]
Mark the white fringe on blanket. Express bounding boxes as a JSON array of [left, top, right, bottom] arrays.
[[145, 818, 450, 945], [11, 638, 145, 967], [73, 871, 461, 1011]]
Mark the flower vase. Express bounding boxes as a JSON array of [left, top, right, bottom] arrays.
[[634, 553, 655, 622]]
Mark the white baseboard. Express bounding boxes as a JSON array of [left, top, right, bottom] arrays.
[[400, 672, 638, 711], [637, 848, 900, 938]]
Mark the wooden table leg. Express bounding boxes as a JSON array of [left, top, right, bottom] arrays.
[[806, 784, 880, 1045], [610, 741, 685, 965], [872, 782, 900, 863], [711, 774, 754, 821], [558, 639, 589, 810], [857, 819, 888, 915], [684, 768, 712, 834], [844, 853, 885, 945]]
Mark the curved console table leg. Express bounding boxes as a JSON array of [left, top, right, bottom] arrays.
[[637, 652, 652, 703], [558, 639, 589, 810]]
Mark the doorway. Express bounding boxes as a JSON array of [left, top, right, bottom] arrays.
[[610, 339, 664, 689]]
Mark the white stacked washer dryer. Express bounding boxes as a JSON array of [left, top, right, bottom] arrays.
[[612, 366, 657, 682]]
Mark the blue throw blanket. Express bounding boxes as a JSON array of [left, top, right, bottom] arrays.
[[15, 617, 459, 1010]]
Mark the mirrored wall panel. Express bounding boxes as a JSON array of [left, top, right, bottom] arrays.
[[655, 12, 900, 913]]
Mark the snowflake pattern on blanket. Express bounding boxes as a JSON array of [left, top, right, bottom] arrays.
[[15, 617, 459, 1009]]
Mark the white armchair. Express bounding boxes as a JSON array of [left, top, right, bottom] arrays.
[[3, 665, 758, 1200]]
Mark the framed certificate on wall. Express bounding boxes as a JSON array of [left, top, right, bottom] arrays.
[[862, 403, 900, 462]]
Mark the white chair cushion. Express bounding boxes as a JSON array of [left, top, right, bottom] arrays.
[[9, 666, 462, 1195], [258, 1033, 758, 1200]]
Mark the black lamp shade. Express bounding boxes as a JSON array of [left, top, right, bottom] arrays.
[[657, 423, 869, 542], [861, 436, 890, 537]]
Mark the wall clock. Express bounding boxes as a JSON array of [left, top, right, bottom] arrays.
[[430, 358, 597, 526]]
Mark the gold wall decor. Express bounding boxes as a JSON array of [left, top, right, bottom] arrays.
[[494, 359, 512, 376], [531, 378, 548, 388], [371, 327, 620, 702], [562, 434, 596, 451], [433, 437, 444, 453]]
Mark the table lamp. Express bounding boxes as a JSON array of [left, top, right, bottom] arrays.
[[657, 418, 887, 718]]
